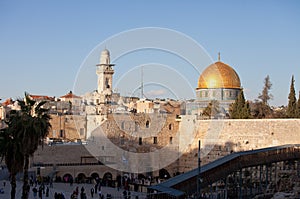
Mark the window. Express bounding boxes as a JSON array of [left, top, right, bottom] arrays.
[[139, 137, 142, 145], [153, 137, 157, 144], [60, 129, 64, 137], [52, 130, 56, 137], [105, 78, 110, 88], [135, 122, 139, 131], [146, 121, 150, 128], [169, 137, 173, 144], [168, 123, 173, 130]]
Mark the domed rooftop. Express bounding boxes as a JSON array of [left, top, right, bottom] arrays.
[[197, 61, 241, 89], [101, 48, 110, 55], [100, 49, 111, 64]]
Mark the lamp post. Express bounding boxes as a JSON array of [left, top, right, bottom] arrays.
[[197, 140, 201, 198]]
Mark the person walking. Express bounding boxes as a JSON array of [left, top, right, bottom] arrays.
[[90, 187, 94, 198]]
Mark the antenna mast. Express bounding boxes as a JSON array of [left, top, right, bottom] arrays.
[[141, 66, 144, 99]]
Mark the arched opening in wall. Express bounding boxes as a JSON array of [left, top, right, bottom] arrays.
[[159, 169, 171, 179], [146, 120, 150, 128], [77, 173, 86, 183], [63, 173, 73, 183], [103, 172, 113, 187], [105, 78, 110, 89], [168, 123, 173, 130], [169, 137, 173, 144], [90, 172, 100, 181]]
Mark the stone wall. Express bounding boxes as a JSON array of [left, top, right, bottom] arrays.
[[35, 116, 300, 180], [176, 117, 300, 172], [48, 114, 86, 141]]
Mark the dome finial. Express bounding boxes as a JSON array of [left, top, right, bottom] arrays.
[[218, 52, 221, 61]]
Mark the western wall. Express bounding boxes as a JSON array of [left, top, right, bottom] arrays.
[[34, 115, 300, 181]]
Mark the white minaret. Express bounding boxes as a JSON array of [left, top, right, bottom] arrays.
[[96, 49, 114, 103]]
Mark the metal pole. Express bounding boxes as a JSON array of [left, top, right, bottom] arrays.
[[197, 140, 201, 198]]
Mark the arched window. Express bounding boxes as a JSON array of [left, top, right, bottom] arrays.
[[146, 120, 150, 128], [105, 78, 110, 88], [168, 123, 173, 130]]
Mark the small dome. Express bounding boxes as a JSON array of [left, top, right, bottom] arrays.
[[197, 61, 241, 89], [101, 49, 110, 55], [100, 49, 110, 64]]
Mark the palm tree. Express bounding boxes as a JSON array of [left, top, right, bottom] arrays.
[[19, 93, 51, 199], [0, 110, 25, 199]]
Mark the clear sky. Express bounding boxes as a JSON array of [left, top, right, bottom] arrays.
[[0, 0, 299, 106]]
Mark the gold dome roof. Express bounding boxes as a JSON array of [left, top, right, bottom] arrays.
[[197, 61, 241, 89]]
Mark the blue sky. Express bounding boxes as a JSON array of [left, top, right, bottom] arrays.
[[0, 1, 299, 106]]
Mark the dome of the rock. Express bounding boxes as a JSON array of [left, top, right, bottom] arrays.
[[197, 61, 241, 89]]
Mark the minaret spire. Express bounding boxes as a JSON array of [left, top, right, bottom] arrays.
[[218, 52, 221, 61]]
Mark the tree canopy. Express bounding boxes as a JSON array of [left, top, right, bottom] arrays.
[[229, 90, 250, 119]]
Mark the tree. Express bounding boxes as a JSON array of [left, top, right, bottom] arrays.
[[0, 110, 25, 199], [202, 100, 220, 119], [297, 91, 300, 118], [252, 75, 273, 118], [19, 93, 51, 199], [0, 93, 51, 199], [250, 100, 272, 119], [229, 90, 250, 119], [258, 75, 273, 105], [287, 75, 297, 118]]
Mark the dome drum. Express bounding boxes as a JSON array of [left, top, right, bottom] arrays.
[[196, 88, 241, 101]]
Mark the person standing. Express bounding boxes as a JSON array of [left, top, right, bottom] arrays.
[[32, 187, 38, 199], [90, 187, 94, 198]]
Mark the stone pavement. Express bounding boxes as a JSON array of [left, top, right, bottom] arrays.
[[0, 180, 147, 199]]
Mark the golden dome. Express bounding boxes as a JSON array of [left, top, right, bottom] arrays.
[[197, 61, 241, 89]]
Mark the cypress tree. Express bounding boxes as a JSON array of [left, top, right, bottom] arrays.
[[229, 90, 250, 119], [297, 91, 300, 118], [229, 94, 239, 119], [287, 75, 297, 118], [241, 101, 251, 119]]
